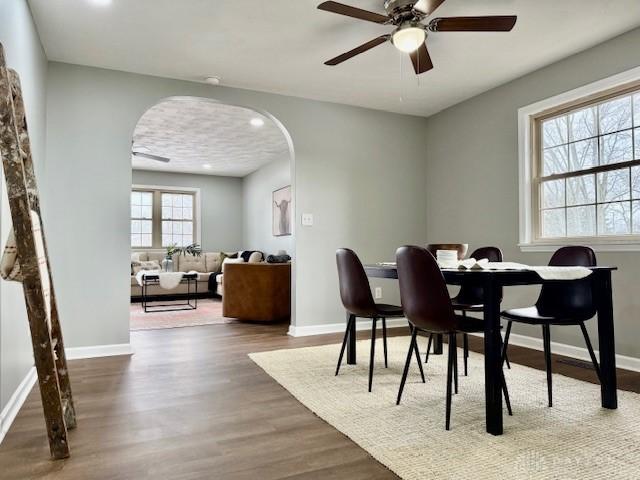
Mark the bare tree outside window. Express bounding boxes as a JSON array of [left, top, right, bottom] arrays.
[[537, 90, 640, 239]]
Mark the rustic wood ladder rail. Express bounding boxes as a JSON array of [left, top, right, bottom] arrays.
[[0, 43, 76, 460]]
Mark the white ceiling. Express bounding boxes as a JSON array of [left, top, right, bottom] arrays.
[[29, 0, 640, 117], [131, 97, 290, 177]]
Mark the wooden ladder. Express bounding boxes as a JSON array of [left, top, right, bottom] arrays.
[[0, 43, 76, 460]]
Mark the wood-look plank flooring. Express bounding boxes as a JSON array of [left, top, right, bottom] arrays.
[[1, 322, 638, 479]]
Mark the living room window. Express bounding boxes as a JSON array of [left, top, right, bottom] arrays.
[[131, 191, 153, 248], [519, 69, 640, 251], [161, 193, 194, 247], [131, 187, 198, 249]]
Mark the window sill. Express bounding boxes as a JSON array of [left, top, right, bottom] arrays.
[[519, 239, 640, 253]]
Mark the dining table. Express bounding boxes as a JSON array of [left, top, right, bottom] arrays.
[[361, 263, 618, 436]]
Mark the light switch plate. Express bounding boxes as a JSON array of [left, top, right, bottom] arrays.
[[374, 287, 383, 299], [301, 213, 314, 226]]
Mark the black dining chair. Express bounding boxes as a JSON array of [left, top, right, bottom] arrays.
[[395, 245, 512, 430], [424, 246, 511, 375], [501, 246, 601, 407], [335, 248, 425, 392]]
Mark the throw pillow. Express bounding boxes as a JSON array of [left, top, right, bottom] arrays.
[[132, 260, 161, 275], [240, 250, 264, 263], [221, 256, 244, 273], [248, 251, 263, 263]]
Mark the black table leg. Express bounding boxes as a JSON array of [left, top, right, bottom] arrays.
[[595, 269, 617, 409], [347, 311, 357, 365], [432, 334, 444, 355], [483, 275, 503, 435]]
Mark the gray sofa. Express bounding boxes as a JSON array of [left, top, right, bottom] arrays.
[[131, 251, 225, 298]]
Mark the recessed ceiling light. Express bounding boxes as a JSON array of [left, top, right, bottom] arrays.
[[89, 0, 112, 6], [204, 76, 221, 86], [250, 117, 265, 127], [203, 164, 213, 170]]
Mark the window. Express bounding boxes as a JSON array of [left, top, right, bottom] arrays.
[[522, 76, 640, 249], [131, 191, 153, 247], [161, 193, 194, 247], [130, 188, 198, 249]]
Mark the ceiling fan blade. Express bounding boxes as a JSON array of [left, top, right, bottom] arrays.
[[409, 43, 433, 75], [413, 0, 446, 16], [132, 152, 171, 163], [325, 35, 389, 66], [317, 1, 389, 24], [429, 16, 517, 32]]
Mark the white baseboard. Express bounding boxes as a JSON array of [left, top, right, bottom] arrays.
[[65, 343, 134, 360], [470, 332, 640, 373], [0, 366, 37, 445], [0, 343, 134, 447], [288, 318, 409, 337]]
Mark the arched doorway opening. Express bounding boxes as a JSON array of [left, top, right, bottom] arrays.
[[128, 96, 295, 331]]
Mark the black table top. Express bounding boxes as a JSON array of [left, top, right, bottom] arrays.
[[364, 263, 616, 285]]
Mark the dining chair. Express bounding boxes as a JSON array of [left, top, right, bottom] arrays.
[[424, 246, 511, 376], [335, 248, 425, 392], [395, 245, 512, 430], [501, 246, 601, 407]]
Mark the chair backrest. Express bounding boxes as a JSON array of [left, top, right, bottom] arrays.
[[336, 248, 377, 317], [396, 245, 457, 333], [456, 246, 503, 306], [536, 246, 597, 320]]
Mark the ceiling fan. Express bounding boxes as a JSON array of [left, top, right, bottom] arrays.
[[131, 146, 170, 163], [318, 0, 517, 74]]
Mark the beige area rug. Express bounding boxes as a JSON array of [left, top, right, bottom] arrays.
[[249, 337, 640, 480], [130, 298, 233, 331]]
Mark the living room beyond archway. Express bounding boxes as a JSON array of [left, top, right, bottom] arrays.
[[129, 96, 294, 331]]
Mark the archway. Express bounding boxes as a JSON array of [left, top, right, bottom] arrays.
[[128, 96, 295, 330]]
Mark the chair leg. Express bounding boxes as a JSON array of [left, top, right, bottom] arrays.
[[502, 321, 512, 369], [425, 333, 433, 363], [382, 318, 388, 368], [368, 318, 377, 392], [413, 330, 426, 383], [445, 333, 455, 430], [336, 314, 354, 376], [501, 370, 513, 416], [463, 333, 469, 376], [452, 334, 458, 394], [397, 328, 417, 405], [579, 322, 602, 382], [542, 324, 553, 407], [498, 335, 513, 416]]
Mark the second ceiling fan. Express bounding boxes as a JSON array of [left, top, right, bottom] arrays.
[[318, 0, 517, 74]]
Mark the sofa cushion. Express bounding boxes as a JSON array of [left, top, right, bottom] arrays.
[[177, 253, 206, 272], [204, 252, 223, 273]]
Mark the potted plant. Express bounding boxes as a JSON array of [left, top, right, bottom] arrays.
[[162, 243, 202, 272]]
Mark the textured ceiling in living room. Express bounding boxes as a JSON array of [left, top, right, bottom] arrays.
[[131, 97, 290, 177]]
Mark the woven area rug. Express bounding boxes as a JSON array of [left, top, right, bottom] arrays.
[[249, 336, 640, 480], [130, 298, 233, 330]]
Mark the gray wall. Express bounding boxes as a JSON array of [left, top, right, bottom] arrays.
[[425, 27, 640, 358], [45, 61, 429, 349], [242, 156, 293, 256], [0, 0, 47, 412], [132, 170, 243, 252]]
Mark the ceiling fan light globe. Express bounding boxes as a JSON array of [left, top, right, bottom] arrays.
[[392, 26, 426, 53]]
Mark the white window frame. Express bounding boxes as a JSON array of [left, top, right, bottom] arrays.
[[519, 65, 640, 252], [131, 184, 202, 251]]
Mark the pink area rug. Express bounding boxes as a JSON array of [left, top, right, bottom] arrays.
[[130, 298, 234, 331]]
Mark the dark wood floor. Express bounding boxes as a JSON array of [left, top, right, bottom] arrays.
[[1, 322, 638, 479]]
